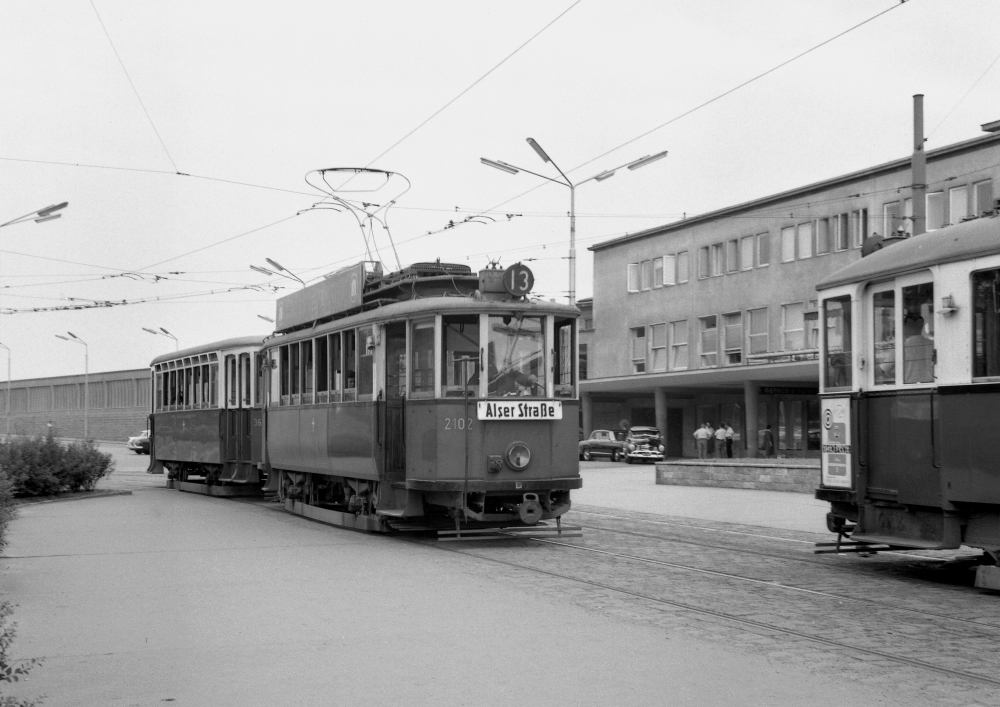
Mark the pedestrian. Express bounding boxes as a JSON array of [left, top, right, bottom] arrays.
[[714, 424, 728, 459], [724, 424, 734, 458], [758, 425, 775, 458], [693, 423, 712, 459]]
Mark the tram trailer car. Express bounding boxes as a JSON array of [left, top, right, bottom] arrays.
[[814, 214, 1000, 590], [147, 336, 267, 494], [150, 260, 583, 532]]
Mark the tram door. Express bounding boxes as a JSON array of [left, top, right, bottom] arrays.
[[383, 323, 407, 476], [237, 353, 253, 462]]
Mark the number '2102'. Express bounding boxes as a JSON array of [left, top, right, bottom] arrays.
[[444, 418, 473, 430]]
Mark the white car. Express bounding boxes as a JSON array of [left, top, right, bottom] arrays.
[[126, 430, 150, 455]]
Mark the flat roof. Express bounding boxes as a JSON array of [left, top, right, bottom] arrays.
[[590, 131, 1000, 253], [150, 335, 268, 366]]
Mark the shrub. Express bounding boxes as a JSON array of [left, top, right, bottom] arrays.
[[58, 441, 113, 493], [0, 602, 43, 707], [0, 435, 114, 499], [0, 471, 13, 554]]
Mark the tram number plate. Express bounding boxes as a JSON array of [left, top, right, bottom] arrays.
[[477, 401, 563, 420]]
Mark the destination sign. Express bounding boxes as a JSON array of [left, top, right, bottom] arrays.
[[477, 400, 563, 421]]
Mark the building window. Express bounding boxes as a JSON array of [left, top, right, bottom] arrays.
[[723, 312, 742, 365], [710, 243, 725, 276], [782, 302, 805, 351], [757, 233, 770, 266], [850, 209, 867, 247], [631, 327, 647, 373], [883, 201, 902, 236], [650, 323, 667, 372], [807, 300, 820, 348], [582, 318, 594, 330], [579, 343, 588, 381], [699, 315, 718, 367], [662, 254, 676, 285], [670, 320, 688, 370], [748, 307, 768, 354], [640, 260, 652, 290], [677, 251, 689, 283], [627, 263, 639, 292], [652, 257, 663, 288], [927, 192, 945, 231], [698, 246, 710, 279], [835, 214, 848, 250], [949, 186, 968, 224], [974, 179, 993, 216], [781, 227, 795, 262], [797, 222, 813, 259], [740, 236, 754, 270], [816, 218, 830, 254], [726, 240, 739, 273]]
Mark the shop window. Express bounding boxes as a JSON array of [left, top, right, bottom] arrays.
[[554, 318, 575, 397], [824, 296, 852, 389], [740, 236, 754, 270], [699, 316, 718, 367], [778, 400, 803, 451], [631, 326, 647, 373], [650, 323, 667, 372], [902, 283, 934, 384], [410, 318, 435, 397], [748, 307, 768, 354], [782, 303, 804, 351], [872, 290, 895, 385], [974, 180, 993, 216], [442, 315, 479, 397], [627, 264, 639, 292], [670, 320, 688, 370], [926, 192, 945, 231], [781, 227, 795, 262], [796, 222, 813, 259], [677, 251, 689, 283], [723, 313, 742, 365], [726, 239, 739, 273], [757, 233, 770, 266], [974, 268, 1000, 377], [949, 186, 968, 224]]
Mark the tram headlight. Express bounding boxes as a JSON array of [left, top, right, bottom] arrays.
[[506, 441, 531, 471]]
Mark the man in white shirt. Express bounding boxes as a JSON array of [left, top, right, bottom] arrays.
[[714, 424, 728, 459], [693, 423, 712, 459]]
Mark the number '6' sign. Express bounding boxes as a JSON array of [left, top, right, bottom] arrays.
[[503, 263, 534, 296]]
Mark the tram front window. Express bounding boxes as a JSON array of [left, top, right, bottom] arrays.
[[823, 296, 852, 389], [973, 268, 1000, 378], [487, 315, 545, 397], [902, 282, 934, 384], [873, 290, 896, 385], [442, 315, 479, 397]]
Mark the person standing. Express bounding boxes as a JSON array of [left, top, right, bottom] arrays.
[[724, 424, 734, 458], [693, 423, 712, 459], [758, 425, 775, 458], [714, 424, 728, 459]]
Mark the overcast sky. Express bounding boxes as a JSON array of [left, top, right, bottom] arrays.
[[2, 0, 999, 380]]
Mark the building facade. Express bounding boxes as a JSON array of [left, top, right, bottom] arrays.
[[581, 127, 1000, 458], [0, 368, 151, 441]]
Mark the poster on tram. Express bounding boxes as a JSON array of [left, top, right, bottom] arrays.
[[821, 397, 852, 489]]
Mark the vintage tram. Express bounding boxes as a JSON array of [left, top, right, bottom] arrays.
[[148, 260, 582, 535], [814, 213, 1000, 589]]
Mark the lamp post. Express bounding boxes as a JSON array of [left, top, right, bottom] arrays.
[[0, 202, 69, 229], [482, 142, 667, 305], [250, 258, 305, 287], [0, 342, 9, 440], [143, 327, 178, 351], [55, 332, 88, 440]]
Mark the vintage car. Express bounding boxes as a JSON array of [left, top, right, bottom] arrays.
[[578, 429, 626, 462], [624, 426, 665, 464], [126, 430, 151, 455]]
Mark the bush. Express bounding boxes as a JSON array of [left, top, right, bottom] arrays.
[[0, 471, 13, 554], [0, 435, 113, 499], [0, 602, 43, 707]]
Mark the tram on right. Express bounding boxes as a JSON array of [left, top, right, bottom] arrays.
[[814, 213, 1000, 589]]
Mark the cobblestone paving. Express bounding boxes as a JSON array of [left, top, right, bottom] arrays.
[[416, 504, 1000, 707]]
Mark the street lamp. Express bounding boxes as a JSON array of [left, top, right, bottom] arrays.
[[257, 315, 274, 323], [143, 327, 178, 351], [0, 202, 69, 229], [55, 332, 88, 441], [251, 258, 305, 287], [482, 142, 667, 305], [0, 342, 9, 440]]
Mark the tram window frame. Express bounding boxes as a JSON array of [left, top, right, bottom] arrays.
[[487, 314, 547, 398], [822, 296, 852, 390], [154, 373, 163, 412], [279, 345, 290, 406], [343, 329, 357, 402], [226, 355, 237, 408], [442, 315, 480, 398], [410, 318, 435, 399], [192, 366, 201, 408], [241, 352, 252, 407], [330, 332, 343, 403], [316, 336, 328, 404], [358, 326, 374, 402], [289, 342, 300, 404], [210, 363, 218, 408], [871, 285, 897, 386], [554, 317, 576, 398], [301, 340, 314, 405], [901, 282, 934, 385], [255, 354, 263, 406], [973, 268, 1000, 379]]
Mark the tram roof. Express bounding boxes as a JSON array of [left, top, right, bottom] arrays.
[[816, 214, 1000, 292], [149, 335, 268, 366]]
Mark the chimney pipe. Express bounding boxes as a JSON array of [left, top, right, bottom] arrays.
[[911, 94, 927, 236]]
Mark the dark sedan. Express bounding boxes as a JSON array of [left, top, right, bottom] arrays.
[[579, 429, 626, 462]]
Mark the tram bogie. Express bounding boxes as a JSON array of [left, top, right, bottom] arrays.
[[815, 213, 1000, 586]]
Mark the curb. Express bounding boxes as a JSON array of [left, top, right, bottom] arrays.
[[15, 490, 133, 506]]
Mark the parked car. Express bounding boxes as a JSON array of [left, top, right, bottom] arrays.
[[126, 430, 151, 455], [624, 426, 665, 464], [579, 429, 627, 462]]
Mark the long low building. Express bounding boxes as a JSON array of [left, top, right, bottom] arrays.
[[0, 368, 150, 441]]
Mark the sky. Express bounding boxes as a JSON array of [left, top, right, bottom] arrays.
[[2, 0, 1000, 380]]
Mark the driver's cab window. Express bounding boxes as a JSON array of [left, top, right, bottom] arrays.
[[487, 314, 546, 397], [868, 272, 934, 387]]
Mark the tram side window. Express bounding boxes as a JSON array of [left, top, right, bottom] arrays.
[[902, 283, 934, 384], [554, 318, 575, 398], [411, 318, 435, 398], [488, 315, 545, 397], [974, 268, 1000, 377], [209, 363, 218, 408], [358, 326, 374, 401], [255, 354, 263, 406], [227, 356, 237, 407], [290, 342, 300, 404], [301, 342, 314, 405], [241, 353, 252, 406], [330, 333, 342, 402], [192, 366, 201, 408], [343, 330, 357, 402], [155, 373, 163, 412], [316, 337, 328, 404], [823, 296, 852, 389], [280, 345, 290, 406], [202, 364, 211, 408], [873, 290, 896, 385], [442, 315, 479, 397]]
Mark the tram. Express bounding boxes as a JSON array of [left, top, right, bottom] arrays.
[[148, 260, 583, 535], [814, 213, 1000, 589]]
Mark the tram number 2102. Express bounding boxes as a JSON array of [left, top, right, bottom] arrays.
[[443, 417, 474, 431]]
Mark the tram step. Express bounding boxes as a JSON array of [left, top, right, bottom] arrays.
[[438, 525, 582, 541], [848, 533, 947, 550]]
